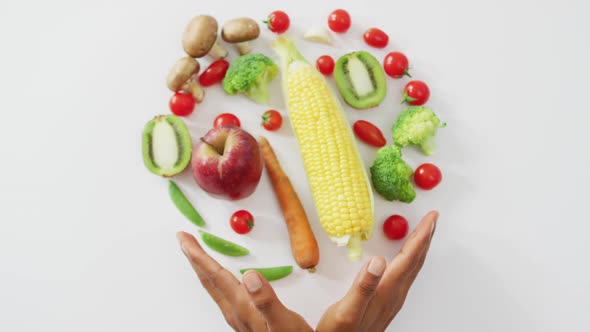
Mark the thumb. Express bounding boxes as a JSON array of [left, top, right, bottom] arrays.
[[242, 270, 289, 327], [340, 256, 387, 318]]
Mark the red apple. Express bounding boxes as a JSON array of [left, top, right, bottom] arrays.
[[191, 125, 263, 200]]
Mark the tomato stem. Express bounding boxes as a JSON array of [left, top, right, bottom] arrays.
[[401, 93, 416, 105], [403, 68, 412, 78]]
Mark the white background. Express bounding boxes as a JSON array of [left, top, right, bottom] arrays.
[[1, 0, 589, 331]]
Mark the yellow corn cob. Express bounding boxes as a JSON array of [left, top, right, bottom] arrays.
[[272, 37, 374, 261]]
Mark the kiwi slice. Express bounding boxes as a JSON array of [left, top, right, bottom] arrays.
[[142, 115, 192, 177], [334, 51, 387, 109]]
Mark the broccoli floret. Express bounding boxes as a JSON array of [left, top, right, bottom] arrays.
[[222, 53, 278, 104], [392, 106, 444, 155], [370, 146, 416, 203]]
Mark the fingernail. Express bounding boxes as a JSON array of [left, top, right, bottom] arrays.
[[367, 257, 386, 277], [430, 212, 439, 239], [243, 272, 263, 293]]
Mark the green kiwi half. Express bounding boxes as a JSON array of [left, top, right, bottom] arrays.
[[334, 51, 387, 109], [142, 115, 192, 177]]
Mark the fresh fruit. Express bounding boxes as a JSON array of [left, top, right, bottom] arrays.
[[265, 10, 290, 34], [192, 126, 263, 200], [403, 80, 430, 105], [198, 59, 230, 87], [169, 180, 206, 227], [262, 110, 283, 131], [414, 163, 442, 190], [259, 137, 319, 272], [316, 55, 335, 75], [370, 146, 416, 203], [392, 106, 444, 155], [383, 215, 409, 240], [273, 37, 374, 261], [384, 52, 411, 78], [239, 266, 293, 281], [230, 210, 255, 234], [198, 230, 249, 256], [142, 115, 192, 177], [363, 28, 389, 48], [213, 113, 241, 128], [169, 92, 196, 116], [353, 120, 386, 147], [328, 9, 351, 33], [334, 51, 387, 109], [222, 53, 278, 104], [304, 28, 334, 45]]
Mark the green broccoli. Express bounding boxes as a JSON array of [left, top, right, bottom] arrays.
[[370, 146, 416, 203], [392, 106, 445, 155], [222, 53, 278, 104]]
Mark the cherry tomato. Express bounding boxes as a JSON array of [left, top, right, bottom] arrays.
[[262, 110, 283, 131], [384, 52, 411, 78], [383, 215, 409, 240], [353, 120, 386, 147], [213, 113, 241, 128], [402, 80, 430, 106], [169, 92, 195, 116], [265, 10, 290, 34], [198, 59, 230, 87], [230, 210, 254, 235], [414, 163, 442, 190], [363, 28, 389, 48], [316, 55, 335, 75], [328, 9, 351, 33]]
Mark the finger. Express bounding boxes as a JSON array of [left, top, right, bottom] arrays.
[[242, 270, 290, 328], [339, 256, 387, 322]]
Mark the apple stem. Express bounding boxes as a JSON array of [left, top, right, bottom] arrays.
[[200, 137, 223, 155]]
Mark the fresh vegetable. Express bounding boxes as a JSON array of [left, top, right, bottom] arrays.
[[414, 163, 442, 190], [334, 51, 387, 109], [182, 15, 227, 59], [392, 106, 444, 155], [230, 210, 254, 234], [142, 115, 192, 177], [169, 92, 195, 116], [273, 37, 374, 261], [221, 18, 260, 55], [304, 28, 334, 45], [167, 57, 204, 102], [370, 146, 416, 203], [383, 215, 409, 240], [240, 266, 293, 281], [328, 9, 351, 33], [316, 55, 335, 75], [353, 120, 386, 147], [213, 113, 241, 128], [265, 11, 290, 34], [199, 59, 230, 87], [262, 110, 283, 131], [258, 136, 320, 271], [363, 28, 389, 48], [222, 53, 279, 104], [384, 52, 411, 78], [198, 230, 249, 256], [168, 180, 206, 227], [403, 80, 430, 106]]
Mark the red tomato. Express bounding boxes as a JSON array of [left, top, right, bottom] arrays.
[[230, 210, 254, 235], [353, 120, 386, 147], [328, 9, 351, 33], [383, 215, 409, 240], [262, 110, 283, 131], [316, 55, 335, 75], [414, 163, 442, 190], [265, 10, 290, 34], [384, 52, 411, 78], [363, 28, 389, 48], [169, 92, 195, 116], [402, 80, 430, 106], [198, 59, 230, 87], [213, 113, 241, 128]]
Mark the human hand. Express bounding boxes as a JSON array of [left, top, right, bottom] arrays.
[[316, 211, 438, 332], [176, 232, 313, 332]]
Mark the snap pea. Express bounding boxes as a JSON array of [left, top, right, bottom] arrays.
[[169, 180, 205, 227], [198, 230, 249, 257], [239, 265, 293, 281]]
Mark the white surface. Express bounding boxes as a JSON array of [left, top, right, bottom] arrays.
[[1, 0, 589, 331]]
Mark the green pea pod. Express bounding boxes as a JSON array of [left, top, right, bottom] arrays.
[[239, 265, 293, 281], [198, 230, 249, 257], [169, 180, 206, 227]]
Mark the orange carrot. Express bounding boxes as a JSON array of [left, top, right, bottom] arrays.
[[258, 136, 320, 272]]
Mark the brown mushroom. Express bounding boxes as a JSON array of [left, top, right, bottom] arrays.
[[182, 15, 227, 59], [221, 18, 260, 55], [167, 57, 204, 102]]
